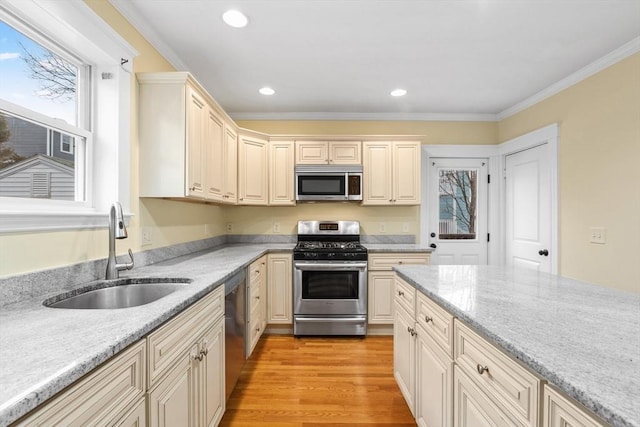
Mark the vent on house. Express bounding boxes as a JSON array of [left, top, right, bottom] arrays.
[[31, 172, 51, 198]]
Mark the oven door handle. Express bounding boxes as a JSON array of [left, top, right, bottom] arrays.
[[293, 262, 367, 271], [295, 316, 367, 323]]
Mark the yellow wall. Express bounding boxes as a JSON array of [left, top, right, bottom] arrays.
[[499, 53, 640, 292], [2, 1, 637, 294]]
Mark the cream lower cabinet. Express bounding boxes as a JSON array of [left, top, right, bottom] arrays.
[[416, 327, 453, 427], [247, 256, 267, 356], [394, 277, 418, 415], [368, 253, 430, 324], [454, 365, 514, 426], [267, 253, 293, 324], [543, 386, 604, 427], [16, 341, 146, 426], [147, 286, 225, 427]]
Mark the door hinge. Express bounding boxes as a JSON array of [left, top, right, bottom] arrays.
[[488, 174, 491, 184], [487, 233, 490, 242]]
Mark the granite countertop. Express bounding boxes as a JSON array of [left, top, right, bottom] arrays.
[[395, 265, 640, 427], [0, 243, 293, 426]]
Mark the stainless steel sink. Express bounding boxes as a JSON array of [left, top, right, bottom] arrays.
[[45, 278, 191, 309]]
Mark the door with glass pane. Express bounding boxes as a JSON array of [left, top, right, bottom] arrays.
[[428, 158, 488, 265]]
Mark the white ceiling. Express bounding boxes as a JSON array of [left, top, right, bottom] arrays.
[[110, 0, 640, 121]]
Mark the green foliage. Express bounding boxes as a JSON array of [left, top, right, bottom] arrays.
[[0, 114, 24, 169]]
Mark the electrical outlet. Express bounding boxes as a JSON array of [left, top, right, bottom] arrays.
[[589, 227, 606, 244], [226, 223, 233, 233], [141, 227, 152, 246], [379, 222, 386, 233], [273, 222, 281, 233], [402, 223, 410, 233]]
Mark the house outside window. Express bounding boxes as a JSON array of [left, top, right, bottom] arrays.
[[0, 0, 137, 232]]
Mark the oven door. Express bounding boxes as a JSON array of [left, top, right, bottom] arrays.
[[293, 261, 367, 315]]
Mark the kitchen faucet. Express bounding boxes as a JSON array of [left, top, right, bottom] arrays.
[[105, 202, 134, 280]]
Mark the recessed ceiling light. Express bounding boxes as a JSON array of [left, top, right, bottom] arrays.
[[259, 87, 275, 96], [391, 88, 407, 97], [222, 10, 248, 28]]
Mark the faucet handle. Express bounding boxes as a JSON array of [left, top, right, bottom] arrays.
[[125, 248, 134, 270]]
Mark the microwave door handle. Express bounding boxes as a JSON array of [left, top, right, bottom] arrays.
[[294, 262, 367, 271]]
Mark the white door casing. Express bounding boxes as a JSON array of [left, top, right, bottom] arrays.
[[428, 158, 489, 265]]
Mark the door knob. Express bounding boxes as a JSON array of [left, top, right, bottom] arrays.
[[430, 232, 436, 238], [430, 243, 437, 249], [538, 249, 549, 256]]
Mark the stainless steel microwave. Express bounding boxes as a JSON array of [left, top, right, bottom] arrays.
[[295, 165, 363, 201]]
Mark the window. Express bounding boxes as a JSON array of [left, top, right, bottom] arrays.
[[0, 0, 137, 232]]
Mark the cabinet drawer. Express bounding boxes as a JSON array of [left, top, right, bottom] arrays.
[[369, 253, 430, 270], [18, 341, 146, 426], [416, 292, 454, 357], [248, 281, 261, 314], [248, 257, 266, 284], [454, 320, 541, 427], [395, 276, 416, 317], [147, 286, 224, 388]]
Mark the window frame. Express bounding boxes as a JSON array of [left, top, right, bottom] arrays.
[[0, 0, 137, 233]]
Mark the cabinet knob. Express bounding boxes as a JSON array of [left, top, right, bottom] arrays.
[[398, 290, 404, 297], [476, 364, 489, 375], [425, 315, 433, 323], [398, 261, 403, 264]]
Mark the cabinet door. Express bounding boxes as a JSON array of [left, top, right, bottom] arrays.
[[223, 124, 238, 203], [416, 325, 452, 427], [394, 303, 416, 416], [329, 141, 361, 164], [186, 86, 206, 198], [205, 108, 225, 201], [269, 141, 295, 205], [368, 271, 395, 324], [267, 253, 293, 324], [393, 141, 421, 205], [543, 386, 604, 427], [362, 141, 393, 205], [295, 140, 328, 164], [453, 366, 514, 427], [200, 319, 225, 427], [148, 346, 198, 427], [238, 134, 268, 205], [115, 398, 146, 427]]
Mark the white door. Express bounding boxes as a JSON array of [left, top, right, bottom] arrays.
[[505, 144, 551, 272], [428, 158, 488, 265]]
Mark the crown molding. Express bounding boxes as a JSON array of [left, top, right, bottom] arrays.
[[497, 36, 640, 121], [109, 0, 188, 71], [230, 111, 499, 122]]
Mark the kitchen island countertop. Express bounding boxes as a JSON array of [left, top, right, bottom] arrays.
[[395, 264, 640, 427]]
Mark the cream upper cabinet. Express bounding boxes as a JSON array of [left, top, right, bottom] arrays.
[[238, 131, 269, 205], [138, 72, 236, 204], [295, 140, 362, 164], [267, 253, 293, 324], [223, 124, 238, 203], [362, 140, 421, 205], [269, 140, 295, 205]]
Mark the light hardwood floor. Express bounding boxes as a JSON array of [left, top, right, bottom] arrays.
[[220, 335, 416, 427]]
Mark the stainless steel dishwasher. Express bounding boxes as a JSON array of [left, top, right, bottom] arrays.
[[224, 270, 246, 401]]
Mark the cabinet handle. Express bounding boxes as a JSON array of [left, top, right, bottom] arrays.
[[398, 261, 403, 264], [201, 348, 208, 357], [407, 326, 411, 333], [255, 296, 260, 300], [397, 290, 404, 297], [476, 364, 489, 375], [410, 329, 417, 337], [425, 315, 433, 323]]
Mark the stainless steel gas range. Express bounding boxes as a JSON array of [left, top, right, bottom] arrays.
[[293, 220, 368, 336]]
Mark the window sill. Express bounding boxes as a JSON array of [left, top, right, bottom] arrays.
[[0, 211, 132, 233]]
